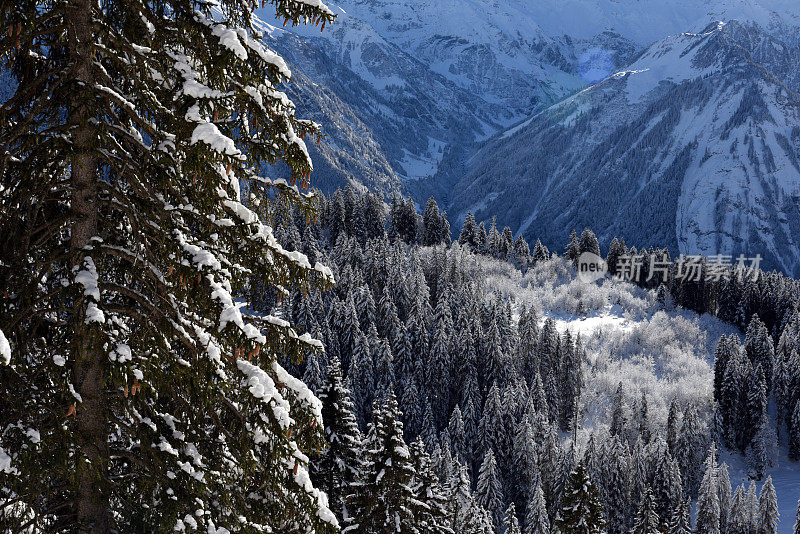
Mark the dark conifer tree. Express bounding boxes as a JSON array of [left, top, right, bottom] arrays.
[[630, 487, 660, 534], [610, 382, 627, 438], [459, 212, 478, 250], [503, 502, 522, 534], [566, 230, 582, 267], [668, 498, 692, 534], [0, 0, 338, 529], [476, 449, 505, 530], [666, 399, 680, 457], [346, 395, 418, 533], [605, 237, 625, 276], [554, 460, 606, 534], [524, 480, 551, 534], [409, 438, 456, 534], [756, 476, 779, 534], [531, 239, 551, 264], [579, 228, 601, 257], [316, 356, 364, 521]]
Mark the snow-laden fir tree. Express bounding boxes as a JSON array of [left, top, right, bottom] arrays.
[[578, 228, 600, 257], [459, 212, 478, 250], [748, 481, 761, 533], [448, 462, 495, 534], [729, 484, 750, 534], [675, 404, 705, 497], [408, 438, 455, 534], [666, 399, 680, 456], [601, 434, 632, 534], [696, 445, 722, 534], [346, 394, 418, 533], [717, 461, 732, 534], [316, 355, 364, 522], [504, 502, 523, 534], [794, 497, 800, 534], [649, 440, 682, 526], [524, 480, 551, 534], [511, 415, 539, 512], [610, 382, 627, 438], [422, 197, 450, 247], [476, 448, 505, 529], [630, 487, 660, 534], [747, 410, 777, 480], [554, 460, 606, 534], [0, 0, 338, 530], [756, 476, 779, 534], [531, 239, 550, 264], [668, 498, 692, 534], [566, 230, 581, 267]]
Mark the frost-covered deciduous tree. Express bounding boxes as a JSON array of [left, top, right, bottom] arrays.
[[0, 0, 337, 530]]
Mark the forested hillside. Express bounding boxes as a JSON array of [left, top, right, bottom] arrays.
[[260, 187, 800, 533]]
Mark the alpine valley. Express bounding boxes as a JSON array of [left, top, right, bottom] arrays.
[[255, 0, 800, 274]]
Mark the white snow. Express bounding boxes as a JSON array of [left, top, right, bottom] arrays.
[[190, 123, 241, 157], [211, 25, 248, 60], [0, 328, 10, 365], [74, 256, 100, 301], [0, 445, 17, 474]]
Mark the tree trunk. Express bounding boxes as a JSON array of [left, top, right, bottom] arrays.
[[67, 0, 110, 531]]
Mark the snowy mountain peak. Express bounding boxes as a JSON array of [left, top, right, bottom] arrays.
[[447, 20, 800, 274]]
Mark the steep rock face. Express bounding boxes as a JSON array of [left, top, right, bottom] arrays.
[[446, 21, 800, 273]]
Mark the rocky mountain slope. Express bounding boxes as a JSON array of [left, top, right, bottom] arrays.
[[241, 3, 800, 272], [446, 21, 800, 273]]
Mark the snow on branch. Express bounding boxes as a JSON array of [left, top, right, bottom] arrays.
[[0, 329, 10, 365]]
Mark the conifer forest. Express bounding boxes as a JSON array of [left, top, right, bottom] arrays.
[[2, 0, 800, 532]]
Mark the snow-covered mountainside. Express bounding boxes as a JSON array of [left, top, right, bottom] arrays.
[[446, 21, 800, 274], [253, 10, 503, 192], [332, 0, 800, 115], [249, 1, 800, 272]]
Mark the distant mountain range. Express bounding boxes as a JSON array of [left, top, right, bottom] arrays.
[[254, 0, 800, 273]]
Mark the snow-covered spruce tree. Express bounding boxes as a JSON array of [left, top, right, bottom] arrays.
[[315, 355, 364, 522], [0, 0, 337, 531], [609, 382, 627, 438], [447, 462, 494, 534], [345, 394, 418, 534], [504, 502, 523, 534], [554, 460, 606, 534], [729, 484, 750, 534], [408, 437, 454, 534], [717, 462, 732, 534], [524, 481, 551, 534], [668, 498, 692, 534], [476, 448, 505, 529], [565, 230, 581, 267], [696, 445, 722, 534], [756, 476, 779, 534], [630, 487, 660, 534], [578, 228, 600, 258], [531, 238, 550, 264]]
